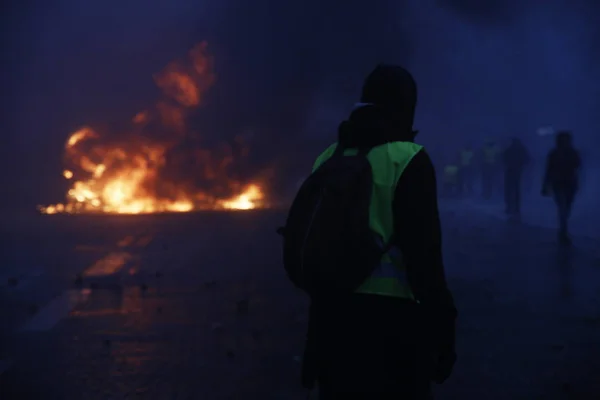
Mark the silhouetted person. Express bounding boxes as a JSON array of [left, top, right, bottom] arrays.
[[502, 137, 530, 215], [458, 146, 475, 195], [481, 140, 501, 199], [284, 65, 457, 399], [542, 131, 581, 245], [522, 153, 536, 198]]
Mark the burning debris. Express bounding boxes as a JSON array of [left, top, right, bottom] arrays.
[[39, 42, 267, 215]]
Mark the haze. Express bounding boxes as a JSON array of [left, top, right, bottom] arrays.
[[1, 1, 600, 398]]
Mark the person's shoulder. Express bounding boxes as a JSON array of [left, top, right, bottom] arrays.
[[386, 141, 426, 160], [394, 147, 436, 198], [389, 141, 424, 153], [403, 146, 435, 176], [312, 143, 338, 171], [315, 143, 337, 160], [409, 146, 432, 164]]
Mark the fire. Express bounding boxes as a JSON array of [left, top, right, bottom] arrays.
[[38, 42, 268, 215], [217, 184, 264, 210]]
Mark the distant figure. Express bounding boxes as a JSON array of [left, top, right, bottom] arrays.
[[542, 131, 581, 245], [458, 146, 475, 195], [502, 137, 530, 215], [481, 140, 501, 199], [279, 65, 457, 398], [522, 154, 536, 198], [443, 160, 460, 197]]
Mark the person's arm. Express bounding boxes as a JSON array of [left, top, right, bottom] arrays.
[[392, 149, 457, 380]]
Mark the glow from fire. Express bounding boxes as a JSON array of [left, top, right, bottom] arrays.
[[217, 184, 264, 210], [38, 42, 268, 215]]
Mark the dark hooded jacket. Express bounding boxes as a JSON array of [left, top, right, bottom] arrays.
[[302, 65, 457, 389], [543, 132, 581, 192]]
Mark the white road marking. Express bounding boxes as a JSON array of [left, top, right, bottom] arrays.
[[18, 289, 91, 332], [14, 236, 139, 334]]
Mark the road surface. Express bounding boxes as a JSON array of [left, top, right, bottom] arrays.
[[1, 205, 600, 399]]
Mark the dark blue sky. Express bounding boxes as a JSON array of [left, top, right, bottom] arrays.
[[2, 0, 599, 208]]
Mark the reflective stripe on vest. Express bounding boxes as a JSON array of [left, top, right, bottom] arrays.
[[312, 141, 422, 300], [357, 245, 414, 299]]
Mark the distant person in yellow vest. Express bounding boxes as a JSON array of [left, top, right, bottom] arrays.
[[458, 146, 475, 195], [481, 140, 501, 199], [443, 161, 460, 197]]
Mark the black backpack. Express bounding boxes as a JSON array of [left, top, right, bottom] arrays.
[[277, 144, 388, 297]]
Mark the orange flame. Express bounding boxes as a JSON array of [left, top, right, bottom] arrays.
[[38, 42, 268, 215], [217, 184, 264, 210]]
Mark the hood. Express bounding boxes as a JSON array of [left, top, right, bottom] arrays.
[[338, 64, 418, 149]]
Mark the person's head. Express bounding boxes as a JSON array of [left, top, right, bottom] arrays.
[[359, 64, 418, 141], [555, 131, 573, 148], [510, 136, 522, 147]]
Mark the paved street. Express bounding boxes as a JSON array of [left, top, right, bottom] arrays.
[[1, 206, 600, 399]]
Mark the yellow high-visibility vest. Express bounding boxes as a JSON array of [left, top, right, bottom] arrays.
[[313, 141, 423, 299]]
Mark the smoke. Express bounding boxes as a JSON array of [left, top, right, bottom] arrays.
[[211, 0, 600, 198], [209, 0, 416, 193], [3, 0, 599, 213], [338, 0, 598, 153], [51, 41, 275, 214], [402, 0, 600, 228]]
